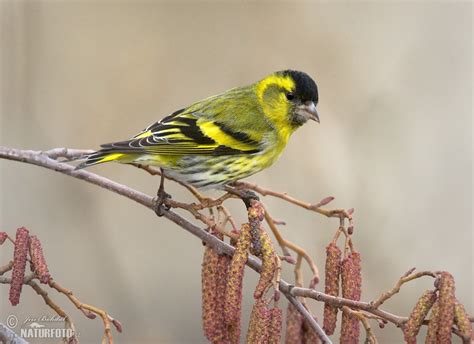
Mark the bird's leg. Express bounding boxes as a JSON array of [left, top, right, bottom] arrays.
[[224, 185, 260, 209], [154, 168, 172, 217]]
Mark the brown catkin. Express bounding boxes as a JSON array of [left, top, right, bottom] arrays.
[[269, 307, 283, 344], [404, 290, 437, 344], [436, 272, 455, 344], [323, 242, 342, 335], [29, 235, 51, 284], [202, 230, 230, 343], [214, 254, 231, 342], [302, 320, 321, 344], [254, 227, 276, 299], [227, 323, 240, 344], [246, 297, 270, 344], [340, 252, 362, 344], [425, 301, 440, 344], [453, 300, 472, 340], [285, 303, 304, 344], [224, 224, 252, 343], [9, 227, 30, 306], [0, 232, 7, 245], [202, 243, 220, 342], [248, 202, 265, 256]]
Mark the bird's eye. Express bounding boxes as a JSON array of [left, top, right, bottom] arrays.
[[286, 92, 295, 101]]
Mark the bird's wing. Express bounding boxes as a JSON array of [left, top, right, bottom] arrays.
[[99, 108, 263, 156]]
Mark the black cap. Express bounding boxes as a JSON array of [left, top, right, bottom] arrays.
[[279, 70, 318, 103]]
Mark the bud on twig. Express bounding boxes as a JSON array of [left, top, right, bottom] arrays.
[[111, 318, 123, 333], [29, 235, 51, 284], [285, 303, 304, 344], [323, 242, 342, 335], [9, 227, 30, 306], [340, 251, 362, 343], [453, 300, 472, 340], [254, 227, 276, 299], [316, 196, 335, 208], [436, 272, 455, 344], [403, 290, 437, 343], [0, 232, 7, 245]]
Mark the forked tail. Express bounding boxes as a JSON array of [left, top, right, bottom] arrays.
[[75, 150, 126, 170]]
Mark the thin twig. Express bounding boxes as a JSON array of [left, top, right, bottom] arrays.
[[370, 269, 436, 309], [265, 210, 319, 286]]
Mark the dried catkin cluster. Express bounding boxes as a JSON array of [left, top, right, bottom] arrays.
[[224, 223, 251, 342], [5, 227, 51, 306], [323, 242, 341, 335], [340, 251, 362, 344], [202, 231, 230, 343], [201, 223, 250, 343], [29, 235, 51, 284], [321, 237, 362, 344], [406, 272, 472, 344], [254, 227, 277, 299], [403, 290, 437, 343], [285, 303, 304, 343], [9, 227, 30, 306], [285, 303, 320, 344], [453, 300, 472, 340], [201, 201, 282, 344], [246, 297, 282, 343], [436, 272, 455, 343]]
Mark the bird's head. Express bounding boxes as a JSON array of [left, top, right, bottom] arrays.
[[256, 70, 319, 132]]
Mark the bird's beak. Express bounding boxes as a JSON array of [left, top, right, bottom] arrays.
[[296, 101, 320, 123]]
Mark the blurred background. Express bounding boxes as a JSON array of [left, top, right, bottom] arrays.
[[0, 1, 472, 343]]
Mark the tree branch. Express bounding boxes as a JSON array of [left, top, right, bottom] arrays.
[[0, 146, 331, 343]]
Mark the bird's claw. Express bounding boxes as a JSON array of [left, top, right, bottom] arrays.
[[225, 186, 259, 209], [154, 190, 172, 217]]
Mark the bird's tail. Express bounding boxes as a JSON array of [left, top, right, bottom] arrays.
[[75, 150, 127, 170]]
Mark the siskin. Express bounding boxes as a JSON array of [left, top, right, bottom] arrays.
[[77, 70, 320, 189]]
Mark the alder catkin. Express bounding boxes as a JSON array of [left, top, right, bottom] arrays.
[[403, 290, 437, 344], [436, 272, 455, 344], [246, 297, 271, 343], [29, 235, 51, 284], [453, 300, 472, 340], [285, 303, 304, 344], [214, 254, 231, 342], [201, 229, 231, 344], [425, 301, 440, 344], [340, 251, 362, 344], [201, 243, 220, 342], [224, 224, 252, 343], [254, 227, 276, 299], [323, 242, 341, 335], [9, 227, 30, 306], [302, 318, 321, 344], [248, 201, 265, 255], [269, 306, 283, 344]]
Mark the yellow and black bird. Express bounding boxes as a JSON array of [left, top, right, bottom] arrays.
[[77, 70, 319, 193]]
